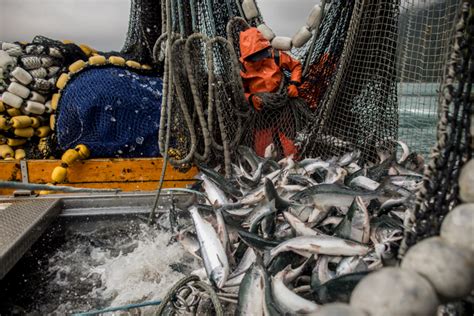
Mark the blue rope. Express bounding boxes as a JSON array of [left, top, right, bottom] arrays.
[[73, 299, 162, 316]]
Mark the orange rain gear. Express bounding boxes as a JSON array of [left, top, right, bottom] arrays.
[[239, 28, 302, 158], [239, 28, 303, 104]]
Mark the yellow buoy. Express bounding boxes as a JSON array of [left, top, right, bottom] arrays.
[[14, 127, 35, 138], [79, 44, 95, 57], [61, 148, 80, 165], [75, 144, 90, 159], [68, 59, 87, 73], [108, 56, 126, 66], [50, 114, 56, 130], [39, 182, 56, 195], [7, 138, 27, 147], [0, 144, 14, 159], [51, 93, 60, 111], [14, 148, 26, 160], [126, 60, 141, 69], [36, 126, 51, 138], [56, 73, 70, 90], [0, 115, 9, 130], [89, 55, 107, 66], [6, 107, 22, 117], [51, 166, 68, 183], [11, 115, 33, 129], [31, 117, 41, 128], [62, 39, 74, 44], [141, 64, 152, 70]]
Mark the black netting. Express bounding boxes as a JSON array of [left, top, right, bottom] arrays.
[[300, 0, 399, 162], [121, 0, 162, 65], [299, 0, 353, 110]]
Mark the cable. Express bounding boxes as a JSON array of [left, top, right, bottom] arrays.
[[73, 299, 161, 316]]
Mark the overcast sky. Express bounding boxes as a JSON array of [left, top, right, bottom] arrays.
[[0, 0, 318, 51]]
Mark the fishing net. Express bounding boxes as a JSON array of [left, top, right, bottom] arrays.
[[121, 0, 162, 65], [397, 0, 463, 157], [56, 67, 163, 158], [400, 2, 473, 255], [157, 0, 467, 172], [298, 0, 399, 162]]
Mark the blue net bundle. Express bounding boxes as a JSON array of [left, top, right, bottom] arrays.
[[56, 67, 163, 158]]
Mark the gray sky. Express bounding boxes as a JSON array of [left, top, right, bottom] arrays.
[[0, 0, 318, 51]]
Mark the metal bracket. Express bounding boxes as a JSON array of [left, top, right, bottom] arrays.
[[14, 160, 33, 197], [20, 160, 29, 183]]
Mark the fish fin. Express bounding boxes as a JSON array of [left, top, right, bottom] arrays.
[[238, 230, 278, 251]]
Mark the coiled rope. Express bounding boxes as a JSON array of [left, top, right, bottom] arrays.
[[156, 275, 223, 316]]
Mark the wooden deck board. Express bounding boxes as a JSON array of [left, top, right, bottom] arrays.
[[0, 158, 197, 195]]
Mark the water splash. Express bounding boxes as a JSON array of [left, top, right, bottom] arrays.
[[16, 219, 199, 314]]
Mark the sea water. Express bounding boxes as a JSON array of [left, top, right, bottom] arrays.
[[398, 82, 439, 157], [0, 216, 199, 315]]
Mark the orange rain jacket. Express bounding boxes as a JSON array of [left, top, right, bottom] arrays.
[[239, 28, 303, 107]]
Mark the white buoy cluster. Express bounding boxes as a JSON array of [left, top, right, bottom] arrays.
[[315, 159, 474, 315], [241, 0, 323, 51], [0, 41, 70, 159]]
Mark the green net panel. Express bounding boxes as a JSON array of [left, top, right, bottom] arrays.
[[401, 2, 473, 255], [397, 0, 463, 157]]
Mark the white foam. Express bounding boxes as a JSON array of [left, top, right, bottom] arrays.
[[92, 226, 198, 307], [44, 222, 199, 314]]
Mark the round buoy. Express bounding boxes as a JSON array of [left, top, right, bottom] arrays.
[[350, 268, 438, 316], [402, 237, 473, 300]]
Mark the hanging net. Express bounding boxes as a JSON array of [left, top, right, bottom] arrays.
[[400, 2, 473, 255], [397, 0, 463, 157], [157, 0, 466, 171]]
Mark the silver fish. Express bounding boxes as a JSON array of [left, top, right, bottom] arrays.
[[243, 201, 277, 232], [177, 230, 201, 261], [229, 247, 256, 279], [334, 197, 370, 244], [312, 255, 335, 286], [271, 268, 320, 314], [237, 263, 266, 315], [267, 235, 370, 263], [283, 211, 320, 236], [291, 183, 382, 211], [189, 206, 229, 288], [264, 143, 277, 159], [336, 256, 368, 276], [201, 174, 229, 206]]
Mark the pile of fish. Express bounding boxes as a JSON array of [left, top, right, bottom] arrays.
[[174, 144, 424, 314]]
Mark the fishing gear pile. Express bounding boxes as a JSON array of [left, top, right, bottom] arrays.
[[0, 37, 87, 160]]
